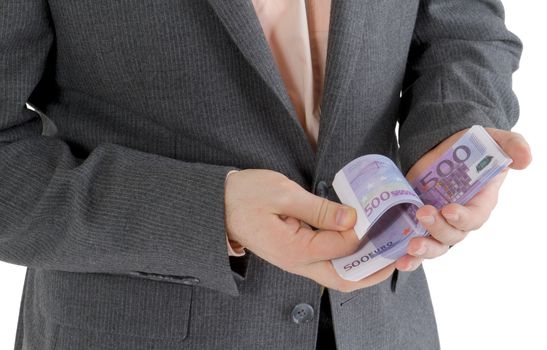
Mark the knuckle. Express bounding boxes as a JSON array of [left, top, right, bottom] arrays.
[[278, 176, 297, 191], [428, 228, 443, 241], [446, 237, 461, 246], [275, 185, 294, 208], [457, 229, 468, 240], [446, 239, 459, 247], [448, 231, 467, 246], [407, 237, 423, 253]]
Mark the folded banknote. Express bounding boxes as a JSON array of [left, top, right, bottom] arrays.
[[331, 125, 512, 281]]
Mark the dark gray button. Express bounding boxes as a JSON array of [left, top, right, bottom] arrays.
[[180, 276, 200, 286], [291, 303, 314, 324], [315, 180, 329, 198]]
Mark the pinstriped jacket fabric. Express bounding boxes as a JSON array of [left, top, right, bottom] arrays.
[[0, 0, 521, 349]]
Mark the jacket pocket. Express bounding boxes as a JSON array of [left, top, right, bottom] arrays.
[[35, 269, 192, 340]]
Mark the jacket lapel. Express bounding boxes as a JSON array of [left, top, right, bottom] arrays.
[[208, 0, 368, 174], [206, 0, 298, 123], [315, 0, 368, 169]]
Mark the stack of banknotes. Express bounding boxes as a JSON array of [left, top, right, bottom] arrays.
[[331, 125, 512, 281]]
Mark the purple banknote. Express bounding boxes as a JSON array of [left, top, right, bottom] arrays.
[[331, 125, 512, 281]]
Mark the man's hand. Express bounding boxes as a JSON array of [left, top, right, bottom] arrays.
[[224, 169, 396, 292], [397, 128, 532, 272]]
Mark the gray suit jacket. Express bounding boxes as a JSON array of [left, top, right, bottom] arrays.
[[0, 0, 521, 349]]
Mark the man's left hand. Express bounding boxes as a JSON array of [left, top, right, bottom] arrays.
[[396, 127, 532, 272]]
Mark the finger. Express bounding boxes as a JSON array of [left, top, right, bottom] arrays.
[[465, 169, 507, 209], [416, 205, 468, 246], [406, 236, 450, 259], [440, 204, 488, 232], [395, 255, 424, 272], [485, 128, 532, 170], [279, 186, 357, 231], [290, 224, 361, 263], [293, 260, 396, 293], [282, 216, 303, 232], [441, 170, 508, 231], [274, 217, 360, 266]]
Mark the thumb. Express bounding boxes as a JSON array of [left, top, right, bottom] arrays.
[[486, 128, 532, 170], [282, 188, 357, 231]]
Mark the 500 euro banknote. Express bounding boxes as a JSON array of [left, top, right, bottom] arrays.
[[331, 125, 512, 281]]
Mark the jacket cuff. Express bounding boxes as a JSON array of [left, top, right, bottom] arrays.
[[398, 108, 511, 175]]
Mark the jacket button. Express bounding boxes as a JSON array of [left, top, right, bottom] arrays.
[[180, 276, 200, 286], [314, 180, 329, 198], [291, 303, 315, 324]]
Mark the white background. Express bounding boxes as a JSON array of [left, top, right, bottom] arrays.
[[1, 1, 546, 349], [423, 1, 547, 349]]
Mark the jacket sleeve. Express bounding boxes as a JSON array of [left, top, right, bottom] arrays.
[[398, 0, 523, 174], [0, 0, 242, 296]]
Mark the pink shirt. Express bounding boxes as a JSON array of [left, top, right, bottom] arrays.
[[226, 0, 332, 257]]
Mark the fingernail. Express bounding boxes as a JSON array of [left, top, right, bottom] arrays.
[[418, 215, 435, 226], [443, 213, 459, 222], [336, 207, 353, 226], [414, 246, 427, 256]]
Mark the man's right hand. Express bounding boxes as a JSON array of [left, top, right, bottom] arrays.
[[224, 169, 396, 293]]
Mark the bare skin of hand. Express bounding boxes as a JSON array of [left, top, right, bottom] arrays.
[[398, 128, 533, 272], [224, 169, 395, 293]]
